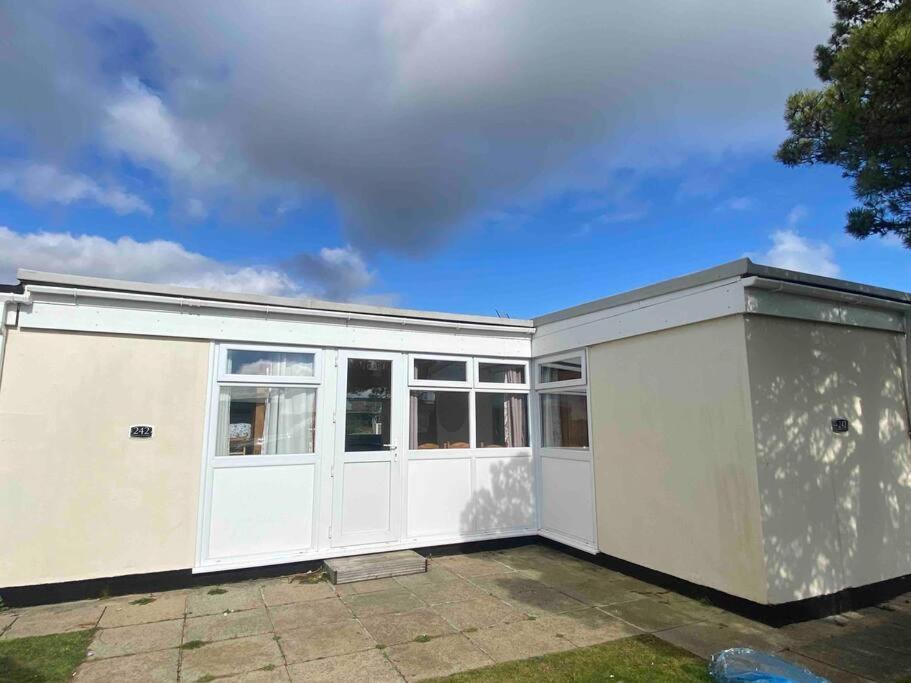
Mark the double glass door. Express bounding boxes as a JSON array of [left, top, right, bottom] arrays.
[[330, 350, 404, 547]]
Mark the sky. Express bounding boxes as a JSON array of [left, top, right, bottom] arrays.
[[0, 1, 906, 318]]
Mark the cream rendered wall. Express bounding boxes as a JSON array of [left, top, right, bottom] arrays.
[[0, 329, 209, 587], [745, 315, 911, 603], [588, 315, 768, 603]]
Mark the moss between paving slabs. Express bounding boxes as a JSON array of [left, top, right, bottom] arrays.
[[0, 629, 94, 683], [438, 634, 710, 683]]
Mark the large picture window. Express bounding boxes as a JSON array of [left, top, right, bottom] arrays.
[[407, 354, 530, 452], [409, 391, 470, 449], [216, 386, 316, 455], [476, 393, 528, 448], [540, 392, 589, 448]]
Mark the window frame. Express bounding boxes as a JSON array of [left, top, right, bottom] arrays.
[[218, 343, 322, 385], [473, 388, 531, 449], [214, 382, 319, 458], [474, 358, 530, 390], [536, 387, 590, 451], [408, 353, 472, 388], [534, 351, 586, 389], [408, 387, 473, 451]]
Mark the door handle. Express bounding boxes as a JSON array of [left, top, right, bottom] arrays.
[[383, 444, 398, 462]]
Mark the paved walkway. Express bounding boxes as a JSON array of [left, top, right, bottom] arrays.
[[1, 544, 910, 681]]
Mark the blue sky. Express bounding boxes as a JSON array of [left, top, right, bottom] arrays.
[[0, 2, 905, 318]]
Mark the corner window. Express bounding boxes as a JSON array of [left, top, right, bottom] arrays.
[[540, 392, 589, 448], [216, 386, 316, 455], [475, 392, 528, 448], [409, 391, 470, 449], [538, 355, 584, 386]]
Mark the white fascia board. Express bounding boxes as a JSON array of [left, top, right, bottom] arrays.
[[18, 287, 532, 358], [531, 277, 746, 357]]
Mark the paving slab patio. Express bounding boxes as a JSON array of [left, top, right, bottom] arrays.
[[184, 606, 273, 643], [88, 618, 183, 658], [386, 633, 493, 680], [360, 607, 456, 645], [3, 600, 104, 638], [74, 647, 179, 682], [180, 633, 285, 680], [278, 618, 375, 663], [99, 591, 188, 628], [287, 648, 402, 682], [5, 543, 911, 682]]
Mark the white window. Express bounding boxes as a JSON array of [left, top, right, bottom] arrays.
[[216, 386, 317, 456], [536, 353, 585, 388], [475, 359, 529, 389], [214, 344, 322, 458], [410, 355, 470, 387], [219, 345, 319, 383], [475, 392, 529, 448], [409, 390, 470, 449], [539, 392, 589, 449], [407, 354, 529, 452]]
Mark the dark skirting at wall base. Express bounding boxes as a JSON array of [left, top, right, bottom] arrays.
[[535, 536, 911, 626], [3, 535, 909, 623]]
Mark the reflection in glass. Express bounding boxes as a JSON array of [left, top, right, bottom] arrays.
[[478, 362, 525, 384], [476, 393, 528, 448], [538, 357, 583, 384], [345, 358, 392, 451], [409, 391, 470, 449], [226, 349, 315, 377], [414, 358, 466, 382], [216, 386, 316, 455], [540, 393, 589, 448]]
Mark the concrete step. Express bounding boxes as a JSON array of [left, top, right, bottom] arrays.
[[324, 550, 427, 584]]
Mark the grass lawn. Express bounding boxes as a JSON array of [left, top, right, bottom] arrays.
[[439, 634, 710, 682], [0, 629, 94, 683]]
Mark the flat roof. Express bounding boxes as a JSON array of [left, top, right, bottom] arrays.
[[533, 258, 911, 326], [15, 259, 911, 329], [15, 269, 534, 328]]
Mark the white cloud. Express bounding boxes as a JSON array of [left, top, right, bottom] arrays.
[[0, 226, 388, 302], [0, 2, 834, 253], [0, 163, 151, 215], [716, 196, 755, 212], [754, 229, 840, 278]]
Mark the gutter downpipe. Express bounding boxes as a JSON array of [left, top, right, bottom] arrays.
[[742, 275, 911, 439], [0, 291, 31, 393]]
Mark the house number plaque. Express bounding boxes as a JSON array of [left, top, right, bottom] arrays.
[[129, 425, 154, 438]]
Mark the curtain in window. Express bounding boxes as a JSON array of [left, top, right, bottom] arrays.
[[217, 390, 233, 454], [409, 392, 419, 450], [262, 388, 315, 454], [503, 393, 528, 447]]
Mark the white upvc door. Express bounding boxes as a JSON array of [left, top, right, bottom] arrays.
[[330, 350, 405, 547]]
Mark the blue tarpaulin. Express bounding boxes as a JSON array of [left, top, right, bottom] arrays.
[[709, 648, 829, 683]]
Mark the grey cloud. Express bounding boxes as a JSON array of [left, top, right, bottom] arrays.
[[0, 1, 834, 253]]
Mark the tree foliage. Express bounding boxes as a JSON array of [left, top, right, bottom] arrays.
[[777, 0, 911, 246]]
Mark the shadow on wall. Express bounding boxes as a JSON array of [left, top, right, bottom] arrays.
[[748, 315, 911, 603], [458, 456, 535, 536]]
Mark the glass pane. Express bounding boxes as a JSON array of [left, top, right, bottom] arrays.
[[414, 358, 466, 383], [409, 391, 470, 449], [345, 358, 391, 452], [538, 356, 583, 384], [540, 393, 589, 448], [226, 349, 315, 377], [478, 362, 525, 384], [216, 386, 316, 455], [476, 393, 528, 448]]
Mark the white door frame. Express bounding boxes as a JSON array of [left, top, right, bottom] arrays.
[[330, 349, 405, 547]]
